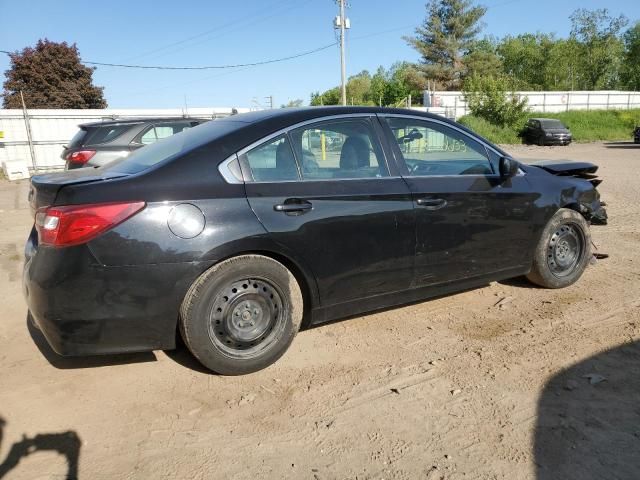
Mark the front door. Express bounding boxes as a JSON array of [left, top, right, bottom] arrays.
[[241, 116, 416, 307], [380, 115, 536, 286]]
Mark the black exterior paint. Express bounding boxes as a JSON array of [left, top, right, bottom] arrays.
[[23, 107, 606, 357]]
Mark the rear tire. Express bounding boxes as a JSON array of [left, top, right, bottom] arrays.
[[526, 208, 592, 289], [180, 255, 303, 375]]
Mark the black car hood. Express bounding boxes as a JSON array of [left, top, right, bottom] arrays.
[[543, 129, 571, 135]]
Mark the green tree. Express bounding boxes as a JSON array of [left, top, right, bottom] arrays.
[[497, 33, 556, 89], [310, 87, 341, 106], [2, 39, 107, 108], [406, 0, 487, 90], [569, 8, 628, 89], [463, 75, 529, 127], [464, 37, 502, 80], [369, 66, 388, 106], [280, 99, 304, 108], [346, 70, 372, 105], [621, 22, 640, 90]]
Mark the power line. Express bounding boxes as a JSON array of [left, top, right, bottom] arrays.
[[124, 0, 295, 62], [0, 42, 338, 70]]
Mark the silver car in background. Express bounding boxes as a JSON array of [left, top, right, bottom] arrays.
[[62, 117, 208, 169]]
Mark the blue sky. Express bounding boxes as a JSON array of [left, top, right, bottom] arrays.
[[0, 0, 638, 108]]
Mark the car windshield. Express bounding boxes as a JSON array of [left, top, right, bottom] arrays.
[[540, 120, 566, 129], [101, 120, 241, 174]]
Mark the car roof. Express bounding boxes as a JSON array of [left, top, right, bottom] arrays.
[[223, 106, 447, 124], [79, 117, 208, 128]]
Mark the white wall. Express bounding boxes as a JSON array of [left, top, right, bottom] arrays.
[[423, 90, 640, 119], [0, 107, 251, 171]]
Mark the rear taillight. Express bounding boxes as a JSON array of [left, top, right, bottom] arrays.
[[66, 150, 96, 165], [35, 202, 145, 247]]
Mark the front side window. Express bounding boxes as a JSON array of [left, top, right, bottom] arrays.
[[385, 117, 494, 176], [288, 118, 388, 180], [242, 135, 300, 182]]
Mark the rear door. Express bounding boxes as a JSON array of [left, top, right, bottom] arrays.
[[240, 115, 415, 307], [380, 114, 535, 286]]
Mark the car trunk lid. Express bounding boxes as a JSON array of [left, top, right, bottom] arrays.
[[28, 169, 129, 214]]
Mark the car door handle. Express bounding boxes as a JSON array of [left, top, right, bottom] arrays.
[[273, 200, 313, 214], [416, 198, 447, 210]]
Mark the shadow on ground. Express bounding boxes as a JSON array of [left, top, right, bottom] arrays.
[[604, 141, 639, 149], [27, 315, 157, 370], [535, 340, 640, 479], [0, 417, 80, 479], [163, 334, 212, 374]]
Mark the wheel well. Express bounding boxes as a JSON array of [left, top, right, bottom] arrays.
[[560, 202, 589, 220]]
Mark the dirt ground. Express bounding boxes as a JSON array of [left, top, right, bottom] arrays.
[[1, 141, 639, 480]]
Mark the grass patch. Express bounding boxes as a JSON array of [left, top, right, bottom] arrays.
[[458, 108, 640, 144]]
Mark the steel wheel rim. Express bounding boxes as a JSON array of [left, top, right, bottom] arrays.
[[547, 223, 585, 278], [208, 277, 285, 358]]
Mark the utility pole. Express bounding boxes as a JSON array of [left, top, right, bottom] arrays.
[[265, 95, 273, 109], [334, 0, 350, 106]]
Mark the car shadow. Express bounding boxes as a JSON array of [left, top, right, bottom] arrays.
[[535, 340, 640, 479], [0, 416, 81, 479], [604, 141, 640, 149], [497, 276, 545, 289], [163, 334, 212, 375], [27, 315, 157, 370]]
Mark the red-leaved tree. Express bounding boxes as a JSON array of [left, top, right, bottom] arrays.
[[2, 39, 107, 109]]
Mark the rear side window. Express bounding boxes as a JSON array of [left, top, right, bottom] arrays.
[[288, 118, 388, 180], [385, 117, 493, 176], [139, 122, 195, 145], [241, 135, 300, 182], [84, 125, 131, 145]]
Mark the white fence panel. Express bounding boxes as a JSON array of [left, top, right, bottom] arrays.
[[423, 90, 640, 119], [0, 107, 250, 172]]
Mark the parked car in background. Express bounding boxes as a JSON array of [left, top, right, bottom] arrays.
[[523, 118, 572, 146], [62, 117, 209, 169], [634, 126, 640, 144], [25, 107, 607, 375]]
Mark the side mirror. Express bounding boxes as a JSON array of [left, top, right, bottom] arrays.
[[499, 156, 519, 178]]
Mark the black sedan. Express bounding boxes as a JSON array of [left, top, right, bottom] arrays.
[[24, 107, 607, 375], [523, 118, 572, 146]]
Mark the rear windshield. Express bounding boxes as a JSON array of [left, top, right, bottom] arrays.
[[540, 119, 566, 129], [68, 128, 88, 148], [83, 124, 132, 145], [101, 120, 242, 175]]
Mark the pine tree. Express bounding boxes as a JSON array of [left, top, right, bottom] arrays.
[[406, 0, 486, 90]]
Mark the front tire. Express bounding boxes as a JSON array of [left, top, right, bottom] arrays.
[[527, 209, 592, 288], [180, 255, 303, 375]]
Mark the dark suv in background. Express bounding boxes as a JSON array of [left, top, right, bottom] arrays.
[[62, 117, 209, 169], [523, 118, 572, 146]]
